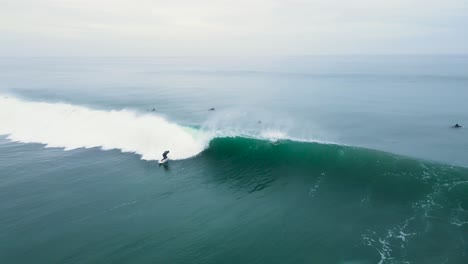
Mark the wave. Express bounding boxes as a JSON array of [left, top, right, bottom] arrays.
[[0, 95, 323, 160], [0, 96, 209, 160], [1, 95, 467, 177], [1, 95, 339, 161], [200, 136, 468, 263], [199, 136, 468, 218]]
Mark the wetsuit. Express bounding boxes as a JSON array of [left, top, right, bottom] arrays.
[[162, 151, 170, 160]]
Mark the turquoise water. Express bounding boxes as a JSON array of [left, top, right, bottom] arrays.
[[1, 56, 468, 263]]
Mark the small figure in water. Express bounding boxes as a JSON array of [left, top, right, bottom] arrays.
[[159, 150, 170, 167], [162, 150, 170, 160], [453, 123, 463, 128], [209, 107, 215, 111]]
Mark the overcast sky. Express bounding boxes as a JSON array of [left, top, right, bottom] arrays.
[[1, 0, 467, 56]]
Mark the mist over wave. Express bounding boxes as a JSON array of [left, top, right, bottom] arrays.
[[0, 96, 316, 160], [0, 96, 209, 160]]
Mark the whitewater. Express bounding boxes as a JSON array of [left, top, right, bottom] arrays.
[[0, 96, 209, 160], [0, 96, 312, 161]]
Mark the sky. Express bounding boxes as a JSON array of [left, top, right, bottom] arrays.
[[1, 0, 467, 56]]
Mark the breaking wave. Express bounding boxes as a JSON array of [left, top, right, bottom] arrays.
[[0, 96, 209, 160]]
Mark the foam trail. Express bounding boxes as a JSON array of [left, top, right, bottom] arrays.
[[0, 96, 209, 160]]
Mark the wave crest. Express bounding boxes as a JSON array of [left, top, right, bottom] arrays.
[[0, 96, 209, 160]]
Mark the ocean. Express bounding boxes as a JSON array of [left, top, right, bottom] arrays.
[[0, 56, 467, 263]]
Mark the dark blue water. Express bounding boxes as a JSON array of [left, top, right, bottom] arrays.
[[1, 56, 468, 263]]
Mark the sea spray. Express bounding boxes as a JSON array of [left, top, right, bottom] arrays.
[[0, 96, 209, 160]]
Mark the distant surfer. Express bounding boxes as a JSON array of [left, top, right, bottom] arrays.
[[209, 107, 215, 111], [162, 150, 169, 160], [159, 150, 170, 167], [452, 123, 463, 128]]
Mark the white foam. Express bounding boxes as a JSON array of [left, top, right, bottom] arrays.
[[0, 96, 210, 160], [361, 216, 416, 264], [259, 129, 288, 141], [200, 107, 339, 145], [0, 96, 339, 161]]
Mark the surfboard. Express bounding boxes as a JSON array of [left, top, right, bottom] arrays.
[[159, 158, 168, 164]]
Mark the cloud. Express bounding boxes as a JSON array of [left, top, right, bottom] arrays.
[[0, 0, 467, 56]]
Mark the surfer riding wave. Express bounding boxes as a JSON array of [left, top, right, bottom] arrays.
[[159, 150, 170, 166]]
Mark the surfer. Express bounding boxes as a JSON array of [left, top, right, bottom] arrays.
[[209, 107, 215, 111], [159, 150, 170, 167], [453, 123, 462, 128], [162, 150, 170, 160]]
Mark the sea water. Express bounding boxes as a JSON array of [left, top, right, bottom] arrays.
[[0, 56, 467, 263]]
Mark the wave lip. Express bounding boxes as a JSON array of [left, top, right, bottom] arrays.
[[0, 96, 209, 160], [0, 95, 341, 161]]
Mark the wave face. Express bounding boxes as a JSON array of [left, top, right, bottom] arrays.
[[200, 137, 468, 263], [202, 136, 468, 214], [203, 136, 468, 208], [0, 96, 209, 160]]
